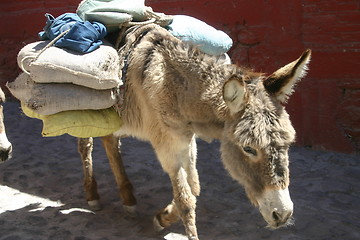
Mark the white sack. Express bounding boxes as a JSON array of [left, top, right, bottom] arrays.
[[17, 41, 122, 90], [7, 73, 117, 115]]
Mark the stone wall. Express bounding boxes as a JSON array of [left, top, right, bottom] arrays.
[[0, 0, 359, 153]]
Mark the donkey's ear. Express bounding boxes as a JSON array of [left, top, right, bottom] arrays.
[[263, 49, 311, 103], [223, 77, 247, 113]]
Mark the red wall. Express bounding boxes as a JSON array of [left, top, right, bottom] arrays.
[[0, 0, 359, 153]]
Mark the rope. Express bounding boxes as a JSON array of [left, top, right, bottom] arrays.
[[115, 8, 173, 50], [20, 29, 71, 75], [122, 18, 156, 27], [144, 8, 173, 26]]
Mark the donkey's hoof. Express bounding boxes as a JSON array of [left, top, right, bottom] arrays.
[[88, 200, 102, 211], [123, 205, 137, 217], [189, 236, 199, 240], [153, 216, 165, 232]]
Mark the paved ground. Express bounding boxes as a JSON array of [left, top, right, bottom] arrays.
[[0, 100, 359, 240]]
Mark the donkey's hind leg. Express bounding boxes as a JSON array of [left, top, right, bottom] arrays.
[[101, 135, 137, 215], [78, 137, 101, 210]]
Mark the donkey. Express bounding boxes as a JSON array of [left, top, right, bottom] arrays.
[[78, 24, 311, 239], [0, 87, 12, 162]]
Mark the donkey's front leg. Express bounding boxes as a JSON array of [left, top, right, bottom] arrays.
[[154, 200, 180, 230], [101, 134, 137, 215], [155, 168, 199, 240], [170, 167, 198, 240], [184, 136, 200, 196], [155, 136, 200, 234], [78, 137, 101, 210], [153, 138, 199, 240]]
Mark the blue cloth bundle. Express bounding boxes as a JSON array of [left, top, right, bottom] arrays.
[[39, 13, 107, 53]]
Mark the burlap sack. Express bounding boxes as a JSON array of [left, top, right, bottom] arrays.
[[7, 73, 117, 115], [22, 104, 122, 138], [17, 41, 122, 90]]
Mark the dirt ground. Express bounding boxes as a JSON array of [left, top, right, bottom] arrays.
[[0, 100, 359, 240]]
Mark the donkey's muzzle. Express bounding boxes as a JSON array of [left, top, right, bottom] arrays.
[[258, 187, 294, 229], [271, 207, 294, 228]]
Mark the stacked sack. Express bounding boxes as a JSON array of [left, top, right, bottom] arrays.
[[7, 41, 123, 138], [8, 0, 233, 138]]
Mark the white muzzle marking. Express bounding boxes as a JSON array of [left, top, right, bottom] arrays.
[[258, 188, 294, 228]]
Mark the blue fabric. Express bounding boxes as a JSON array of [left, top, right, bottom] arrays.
[[166, 15, 233, 56], [39, 13, 107, 53]]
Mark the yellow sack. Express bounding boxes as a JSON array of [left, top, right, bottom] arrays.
[[22, 104, 122, 138]]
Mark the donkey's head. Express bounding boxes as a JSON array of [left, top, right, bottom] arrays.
[[220, 50, 311, 228]]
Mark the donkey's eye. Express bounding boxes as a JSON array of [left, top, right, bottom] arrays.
[[243, 146, 257, 156]]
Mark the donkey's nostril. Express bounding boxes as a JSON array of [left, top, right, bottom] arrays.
[[272, 210, 281, 222]]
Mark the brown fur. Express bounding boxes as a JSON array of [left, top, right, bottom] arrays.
[[78, 24, 311, 239]]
